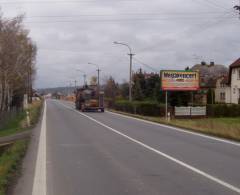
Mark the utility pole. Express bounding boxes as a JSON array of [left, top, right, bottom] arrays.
[[128, 53, 134, 102], [83, 74, 87, 86], [69, 81, 72, 95], [88, 62, 101, 107], [97, 68, 100, 91], [234, 1, 240, 19], [114, 41, 135, 102], [74, 80, 77, 90]]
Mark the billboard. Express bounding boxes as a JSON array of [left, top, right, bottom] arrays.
[[161, 70, 199, 91]]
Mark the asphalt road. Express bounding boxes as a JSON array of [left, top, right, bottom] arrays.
[[14, 99, 240, 195]]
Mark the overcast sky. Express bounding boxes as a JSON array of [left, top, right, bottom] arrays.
[[1, 0, 239, 88]]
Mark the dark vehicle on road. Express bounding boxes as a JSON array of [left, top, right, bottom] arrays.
[[75, 85, 104, 112]]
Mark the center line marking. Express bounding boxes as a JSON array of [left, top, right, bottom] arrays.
[[58, 101, 240, 194]]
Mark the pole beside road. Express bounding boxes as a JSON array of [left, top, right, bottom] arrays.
[[88, 62, 101, 107], [114, 41, 135, 102]]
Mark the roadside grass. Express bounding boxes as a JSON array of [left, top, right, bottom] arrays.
[[27, 100, 43, 126], [0, 113, 26, 137], [0, 100, 43, 195], [0, 140, 28, 195], [109, 109, 240, 142], [0, 100, 43, 137]]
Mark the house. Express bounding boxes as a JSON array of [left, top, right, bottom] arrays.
[[214, 58, 240, 104], [191, 61, 228, 104], [229, 58, 240, 104], [215, 76, 231, 103], [191, 61, 228, 88]]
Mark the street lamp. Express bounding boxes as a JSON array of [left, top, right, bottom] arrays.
[[88, 62, 101, 89], [88, 62, 101, 107], [113, 41, 135, 102], [76, 69, 87, 86]]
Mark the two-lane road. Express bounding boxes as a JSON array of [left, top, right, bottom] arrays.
[[15, 99, 240, 195]]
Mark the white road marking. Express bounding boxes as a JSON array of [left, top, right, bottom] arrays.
[[106, 111, 240, 147], [32, 101, 47, 195], [59, 100, 240, 147], [58, 101, 240, 194]]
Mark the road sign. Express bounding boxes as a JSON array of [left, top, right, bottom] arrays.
[[161, 70, 199, 91]]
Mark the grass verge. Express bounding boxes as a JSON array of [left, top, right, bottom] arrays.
[[109, 109, 240, 142], [0, 100, 43, 137], [0, 100, 43, 195], [0, 140, 28, 195]]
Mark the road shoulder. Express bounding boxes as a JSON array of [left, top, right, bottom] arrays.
[[10, 105, 44, 195]]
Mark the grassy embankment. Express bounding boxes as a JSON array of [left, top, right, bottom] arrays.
[[0, 100, 43, 195], [109, 109, 240, 142]]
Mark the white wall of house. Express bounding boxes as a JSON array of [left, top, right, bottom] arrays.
[[215, 78, 231, 103], [231, 67, 240, 104]]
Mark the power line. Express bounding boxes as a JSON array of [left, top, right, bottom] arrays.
[[133, 57, 159, 72], [137, 10, 237, 53], [202, 0, 229, 10], [0, 0, 141, 4], [23, 16, 237, 24], [25, 11, 230, 18]]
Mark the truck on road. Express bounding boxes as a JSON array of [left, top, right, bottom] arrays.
[[75, 85, 104, 112]]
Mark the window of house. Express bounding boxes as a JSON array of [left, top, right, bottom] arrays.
[[220, 92, 225, 101], [233, 88, 236, 94]]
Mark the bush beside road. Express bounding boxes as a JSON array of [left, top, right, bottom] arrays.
[[113, 100, 166, 116]]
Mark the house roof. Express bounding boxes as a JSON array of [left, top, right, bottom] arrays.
[[216, 75, 229, 85], [191, 63, 228, 88], [229, 58, 240, 68], [221, 76, 229, 84], [228, 58, 240, 85]]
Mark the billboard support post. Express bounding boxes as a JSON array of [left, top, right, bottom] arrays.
[[191, 91, 194, 106], [165, 91, 168, 121]]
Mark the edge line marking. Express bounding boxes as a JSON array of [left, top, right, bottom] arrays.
[[32, 100, 47, 195], [106, 111, 240, 147], [58, 101, 240, 194]]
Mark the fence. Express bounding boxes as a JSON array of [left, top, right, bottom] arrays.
[[175, 106, 206, 118], [0, 107, 22, 129]]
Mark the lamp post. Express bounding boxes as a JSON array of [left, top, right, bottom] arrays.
[[88, 62, 100, 90], [88, 62, 101, 107], [113, 41, 134, 102]]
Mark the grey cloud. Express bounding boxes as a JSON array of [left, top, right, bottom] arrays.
[[1, 0, 239, 88]]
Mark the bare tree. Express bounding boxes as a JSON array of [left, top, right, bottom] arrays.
[[0, 13, 37, 112]]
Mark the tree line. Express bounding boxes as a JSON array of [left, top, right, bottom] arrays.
[[103, 69, 164, 103], [103, 68, 195, 106], [0, 13, 37, 112]]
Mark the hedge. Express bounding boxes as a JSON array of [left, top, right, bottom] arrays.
[[207, 104, 240, 117], [112, 100, 240, 118], [114, 100, 166, 116]]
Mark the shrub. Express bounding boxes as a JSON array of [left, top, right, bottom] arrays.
[[207, 104, 240, 117], [114, 100, 166, 116]]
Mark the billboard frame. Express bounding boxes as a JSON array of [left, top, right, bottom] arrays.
[[160, 70, 200, 91], [160, 70, 200, 121]]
